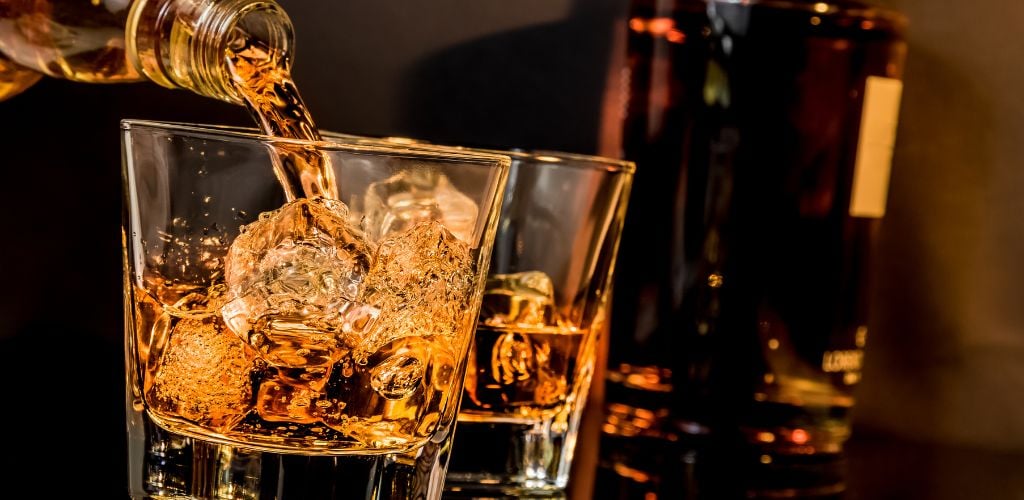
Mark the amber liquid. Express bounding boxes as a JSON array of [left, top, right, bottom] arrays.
[[225, 34, 338, 200], [0, 54, 40, 99], [134, 284, 460, 453], [134, 211, 478, 455], [461, 324, 586, 423]]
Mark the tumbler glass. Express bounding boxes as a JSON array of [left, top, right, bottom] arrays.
[[441, 150, 635, 494], [122, 120, 509, 499]]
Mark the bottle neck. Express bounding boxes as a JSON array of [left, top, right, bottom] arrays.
[[126, 0, 294, 104]]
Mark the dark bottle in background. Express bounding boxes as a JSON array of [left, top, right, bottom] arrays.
[[597, 3, 715, 497], [603, 0, 712, 439], [601, 0, 906, 496]]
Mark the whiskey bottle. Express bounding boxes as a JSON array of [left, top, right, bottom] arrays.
[[0, 0, 293, 103], [604, 0, 907, 496]]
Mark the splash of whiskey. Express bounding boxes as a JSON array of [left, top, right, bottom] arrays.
[[225, 34, 338, 200]]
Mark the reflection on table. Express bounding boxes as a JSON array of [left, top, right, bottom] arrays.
[[581, 427, 1024, 499]]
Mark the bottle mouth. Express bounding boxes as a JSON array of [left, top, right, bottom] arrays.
[[199, 0, 296, 103], [126, 0, 295, 104]]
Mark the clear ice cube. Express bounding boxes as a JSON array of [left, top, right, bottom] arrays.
[[363, 171, 478, 244], [221, 198, 380, 368], [491, 330, 568, 407], [480, 271, 557, 327], [370, 354, 425, 400], [492, 330, 536, 384], [358, 220, 476, 362], [149, 316, 256, 431]]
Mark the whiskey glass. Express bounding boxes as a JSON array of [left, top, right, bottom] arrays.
[[441, 150, 635, 494], [122, 120, 509, 499]]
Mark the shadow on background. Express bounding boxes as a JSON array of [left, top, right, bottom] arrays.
[[0, 79, 246, 498], [400, 0, 624, 154], [859, 36, 1023, 450]]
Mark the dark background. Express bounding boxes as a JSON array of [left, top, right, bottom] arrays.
[[2, 0, 1023, 497]]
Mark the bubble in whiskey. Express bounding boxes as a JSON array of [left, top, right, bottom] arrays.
[[146, 216, 230, 293]]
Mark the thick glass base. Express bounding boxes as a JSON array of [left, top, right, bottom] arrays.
[[444, 418, 573, 495], [741, 447, 846, 499], [127, 408, 452, 500], [737, 400, 850, 497]]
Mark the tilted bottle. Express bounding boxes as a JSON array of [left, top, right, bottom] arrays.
[[0, 0, 293, 102]]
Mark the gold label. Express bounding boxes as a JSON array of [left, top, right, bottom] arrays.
[[850, 76, 903, 218]]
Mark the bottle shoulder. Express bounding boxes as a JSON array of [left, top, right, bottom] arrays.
[[0, 0, 142, 83]]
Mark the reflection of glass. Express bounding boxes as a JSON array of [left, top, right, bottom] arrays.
[[122, 120, 509, 499], [443, 151, 634, 494], [607, 0, 907, 496]]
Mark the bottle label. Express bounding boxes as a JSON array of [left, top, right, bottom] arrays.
[[849, 76, 903, 218]]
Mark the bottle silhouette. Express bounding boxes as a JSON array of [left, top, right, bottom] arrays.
[[601, 0, 907, 496]]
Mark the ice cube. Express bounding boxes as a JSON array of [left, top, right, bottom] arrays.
[[149, 316, 256, 432], [358, 220, 476, 362], [363, 171, 478, 244], [491, 331, 567, 407], [222, 198, 380, 368], [430, 348, 458, 392], [480, 271, 557, 327], [492, 330, 536, 384], [255, 377, 320, 424], [370, 354, 425, 400]]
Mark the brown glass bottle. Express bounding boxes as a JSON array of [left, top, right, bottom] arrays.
[[0, 0, 293, 103], [0, 0, 333, 199], [604, 0, 906, 496]]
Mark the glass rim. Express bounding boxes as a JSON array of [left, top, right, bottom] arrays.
[[122, 120, 633, 175], [358, 136, 636, 175], [121, 119, 513, 169], [493, 148, 634, 175]]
